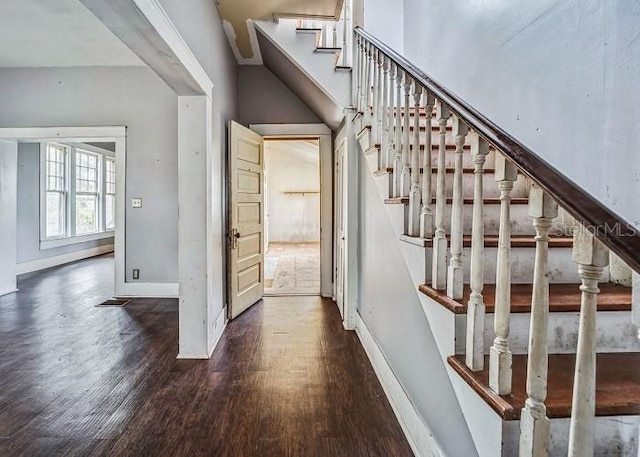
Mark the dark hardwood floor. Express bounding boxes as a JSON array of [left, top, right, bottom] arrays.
[[0, 255, 412, 457]]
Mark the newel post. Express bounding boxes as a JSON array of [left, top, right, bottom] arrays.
[[568, 229, 609, 457]]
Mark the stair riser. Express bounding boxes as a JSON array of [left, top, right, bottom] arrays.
[[454, 311, 639, 355], [438, 245, 582, 284], [438, 172, 529, 200], [364, 140, 494, 173], [440, 202, 536, 236], [501, 416, 640, 457]]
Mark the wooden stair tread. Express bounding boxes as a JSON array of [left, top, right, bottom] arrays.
[[368, 143, 471, 152], [315, 47, 342, 52], [418, 283, 632, 314], [374, 166, 498, 174], [448, 353, 640, 420], [384, 197, 529, 206]]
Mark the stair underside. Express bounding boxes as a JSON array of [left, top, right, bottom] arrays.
[[419, 282, 632, 314], [448, 353, 640, 420]]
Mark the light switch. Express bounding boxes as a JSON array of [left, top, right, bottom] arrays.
[[131, 198, 142, 208]]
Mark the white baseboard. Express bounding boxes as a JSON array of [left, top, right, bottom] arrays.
[[16, 245, 114, 275], [208, 306, 228, 357], [0, 288, 18, 297], [177, 306, 228, 360], [355, 314, 445, 457], [120, 281, 179, 298]]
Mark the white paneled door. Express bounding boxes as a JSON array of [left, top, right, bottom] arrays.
[[228, 121, 265, 319]]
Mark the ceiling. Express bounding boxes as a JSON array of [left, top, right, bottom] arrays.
[[265, 139, 319, 165], [0, 0, 144, 67], [217, 0, 343, 63]]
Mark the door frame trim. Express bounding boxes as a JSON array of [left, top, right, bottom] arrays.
[[249, 123, 333, 298]]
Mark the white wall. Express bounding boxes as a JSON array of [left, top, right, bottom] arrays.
[[364, 0, 404, 53], [266, 141, 320, 243], [238, 66, 321, 127], [16, 143, 114, 266], [0, 140, 17, 295], [402, 0, 640, 227], [0, 66, 179, 283]]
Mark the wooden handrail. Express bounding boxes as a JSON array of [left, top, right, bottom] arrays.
[[355, 27, 640, 274]]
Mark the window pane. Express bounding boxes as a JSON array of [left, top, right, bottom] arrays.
[[46, 192, 65, 237], [75, 194, 98, 235], [105, 194, 115, 231]]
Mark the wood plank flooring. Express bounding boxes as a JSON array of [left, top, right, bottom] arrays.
[[265, 243, 321, 295], [0, 255, 412, 456]]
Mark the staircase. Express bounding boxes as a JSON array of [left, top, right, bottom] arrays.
[[250, 12, 640, 456], [353, 29, 640, 456]]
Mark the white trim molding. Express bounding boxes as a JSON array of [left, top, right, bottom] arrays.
[[0, 288, 19, 298], [119, 281, 179, 298], [16, 245, 114, 275], [355, 314, 445, 457], [79, 0, 213, 97]]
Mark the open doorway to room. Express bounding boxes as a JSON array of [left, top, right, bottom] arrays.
[[0, 128, 125, 302], [264, 139, 321, 296]]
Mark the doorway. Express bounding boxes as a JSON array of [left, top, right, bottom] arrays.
[[264, 139, 321, 296], [0, 127, 125, 299]]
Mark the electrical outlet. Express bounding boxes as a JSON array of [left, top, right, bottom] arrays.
[[131, 198, 142, 208], [132, 269, 140, 280]]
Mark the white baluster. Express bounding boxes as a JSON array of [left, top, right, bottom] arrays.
[[408, 80, 423, 236], [375, 52, 384, 147], [400, 72, 412, 197], [392, 68, 403, 197], [465, 133, 489, 371], [386, 63, 397, 168], [489, 153, 518, 395], [332, 22, 338, 48], [363, 42, 372, 127], [568, 230, 609, 457], [355, 35, 362, 112], [420, 91, 436, 240], [431, 101, 451, 290], [446, 117, 469, 299], [519, 185, 558, 456], [342, 0, 350, 66], [379, 56, 390, 169], [371, 49, 380, 140], [633, 272, 640, 340]]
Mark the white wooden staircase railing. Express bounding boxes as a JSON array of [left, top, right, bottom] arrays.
[[296, 0, 351, 68], [354, 27, 639, 456]]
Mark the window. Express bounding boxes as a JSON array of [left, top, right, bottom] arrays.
[[75, 150, 100, 235], [105, 158, 116, 231], [41, 143, 116, 248], [45, 144, 68, 238]]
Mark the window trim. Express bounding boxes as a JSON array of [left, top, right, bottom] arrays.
[[39, 142, 116, 250]]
